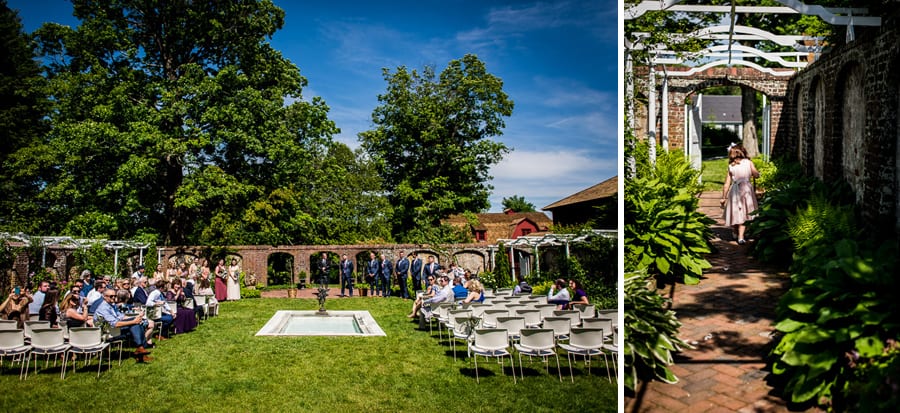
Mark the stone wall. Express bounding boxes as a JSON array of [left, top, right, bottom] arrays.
[[785, 11, 900, 234]]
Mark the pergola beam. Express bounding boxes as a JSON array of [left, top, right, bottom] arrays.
[[626, 0, 880, 26]]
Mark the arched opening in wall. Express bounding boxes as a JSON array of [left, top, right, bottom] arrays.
[[812, 77, 826, 179], [451, 250, 486, 275], [837, 63, 866, 203], [266, 252, 294, 288], [685, 82, 771, 184], [309, 250, 339, 285]]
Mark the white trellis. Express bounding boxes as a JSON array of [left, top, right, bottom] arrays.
[[495, 229, 617, 282], [625, 0, 881, 165], [0, 232, 151, 277]]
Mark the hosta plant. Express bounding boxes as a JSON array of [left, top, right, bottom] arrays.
[[624, 271, 692, 391]]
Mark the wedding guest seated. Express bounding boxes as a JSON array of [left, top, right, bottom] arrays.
[[567, 279, 589, 309], [460, 280, 485, 304], [407, 275, 437, 318], [38, 287, 61, 328], [146, 280, 174, 338], [0, 289, 32, 328], [547, 278, 571, 309], [94, 288, 154, 363], [451, 277, 469, 301], [166, 279, 197, 334], [410, 275, 452, 319], [60, 292, 92, 328]]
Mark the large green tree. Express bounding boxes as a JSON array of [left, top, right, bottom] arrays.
[[501, 195, 536, 213], [13, 0, 342, 245], [0, 1, 49, 233], [359, 54, 513, 241]]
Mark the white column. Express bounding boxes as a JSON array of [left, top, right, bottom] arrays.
[[661, 74, 669, 150], [647, 66, 657, 164]]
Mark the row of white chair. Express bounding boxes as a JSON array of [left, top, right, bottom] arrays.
[[0, 326, 111, 380], [429, 307, 618, 383], [445, 325, 616, 384]]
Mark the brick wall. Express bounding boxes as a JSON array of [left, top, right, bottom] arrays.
[[634, 66, 791, 154], [786, 11, 900, 234]]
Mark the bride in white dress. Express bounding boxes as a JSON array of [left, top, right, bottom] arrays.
[[226, 258, 241, 300]]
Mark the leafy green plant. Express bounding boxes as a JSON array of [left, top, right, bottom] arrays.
[[625, 175, 713, 284], [746, 179, 814, 264], [849, 338, 900, 411], [493, 243, 513, 289], [624, 271, 692, 391], [530, 280, 554, 296], [772, 239, 900, 408], [240, 288, 261, 299]]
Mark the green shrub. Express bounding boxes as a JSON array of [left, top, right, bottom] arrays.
[[530, 280, 554, 296], [772, 239, 900, 409], [746, 179, 814, 264], [624, 271, 692, 392], [625, 175, 713, 284], [240, 288, 261, 299]]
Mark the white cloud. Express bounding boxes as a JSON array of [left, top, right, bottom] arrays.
[[486, 148, 616, 211]]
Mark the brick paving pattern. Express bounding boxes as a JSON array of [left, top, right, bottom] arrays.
[[626, 192, 821, 413]]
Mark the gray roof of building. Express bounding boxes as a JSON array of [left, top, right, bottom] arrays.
[[701, 95, 742, 124]]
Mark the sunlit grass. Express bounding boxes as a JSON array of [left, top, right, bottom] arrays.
[[0, 298, 616, 412]]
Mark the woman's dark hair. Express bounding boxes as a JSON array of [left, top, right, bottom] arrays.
[[570, 279, 582, 289]]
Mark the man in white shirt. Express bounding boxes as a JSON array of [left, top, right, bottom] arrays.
[[28, 280, 50, 317]]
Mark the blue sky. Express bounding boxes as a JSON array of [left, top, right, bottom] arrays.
[[9, 0, 618, 214]]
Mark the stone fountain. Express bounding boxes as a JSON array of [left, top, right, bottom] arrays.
[[316, 274, 329, 315]]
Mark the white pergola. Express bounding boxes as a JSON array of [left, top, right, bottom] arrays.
[[624, 0, 880, 162], [494, 229, 617, 281], [1, 232, 151, 276]]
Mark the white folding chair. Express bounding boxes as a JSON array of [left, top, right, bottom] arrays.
[[558, 327, 608, 382], [553, 310, 582, 327], [573, 303, 596, 320], [0, 329, 30, 380], [63, 327, 109, 379], [535, 304, 558, 321], [541, 317, 571, 342], [445, 309, 472, 344], [514, 328, 561, 382], [25, 328, 69, 380], [582, 318, 615, 340], [515, 309, 542, 328], [23, 320, 49, 341], [0, 320, 18, 330], [495, 316, 525, 344], [194, 295, 209, 321], [468, 328, 516, 383], [451, 316, 478, 362], [480, 309, 509, 329]]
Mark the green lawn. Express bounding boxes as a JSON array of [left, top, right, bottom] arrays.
[[702, 157, 729, 192], [1, 298, 616, 412]]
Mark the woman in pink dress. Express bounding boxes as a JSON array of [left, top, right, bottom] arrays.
[[720, 144, 760, 245], [214, 258, 228, 301]]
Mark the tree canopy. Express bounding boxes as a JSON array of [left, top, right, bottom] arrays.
[[0, 1, 49, 233], [0, 0, 393, 245], [359, 54, 513, 242], [501, 195, 536, 213]]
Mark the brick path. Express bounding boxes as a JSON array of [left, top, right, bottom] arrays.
[[626, 191, 820, 413]]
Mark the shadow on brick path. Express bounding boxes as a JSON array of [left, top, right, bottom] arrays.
[[625, 192, 821, 413]]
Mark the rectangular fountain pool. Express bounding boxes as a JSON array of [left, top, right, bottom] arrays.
[[255, 310, 386, 337]]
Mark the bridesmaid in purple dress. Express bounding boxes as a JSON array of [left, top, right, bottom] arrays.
[[166, 279, 197, 334]]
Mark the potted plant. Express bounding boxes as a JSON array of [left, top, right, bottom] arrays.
[[357, 282, 370, 297]]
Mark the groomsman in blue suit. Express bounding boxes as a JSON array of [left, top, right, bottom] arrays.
[[423, 255, 441, 282], [394, 251, 410, 299], [410, 252, 424, 292], [366, 252, 379, 295], [339, 254, 354, 297], [379, 253, 393, 297]]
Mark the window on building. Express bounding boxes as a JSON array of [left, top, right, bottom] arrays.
[[475, 230, 486, 242], [521, 228, 532, 236]]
